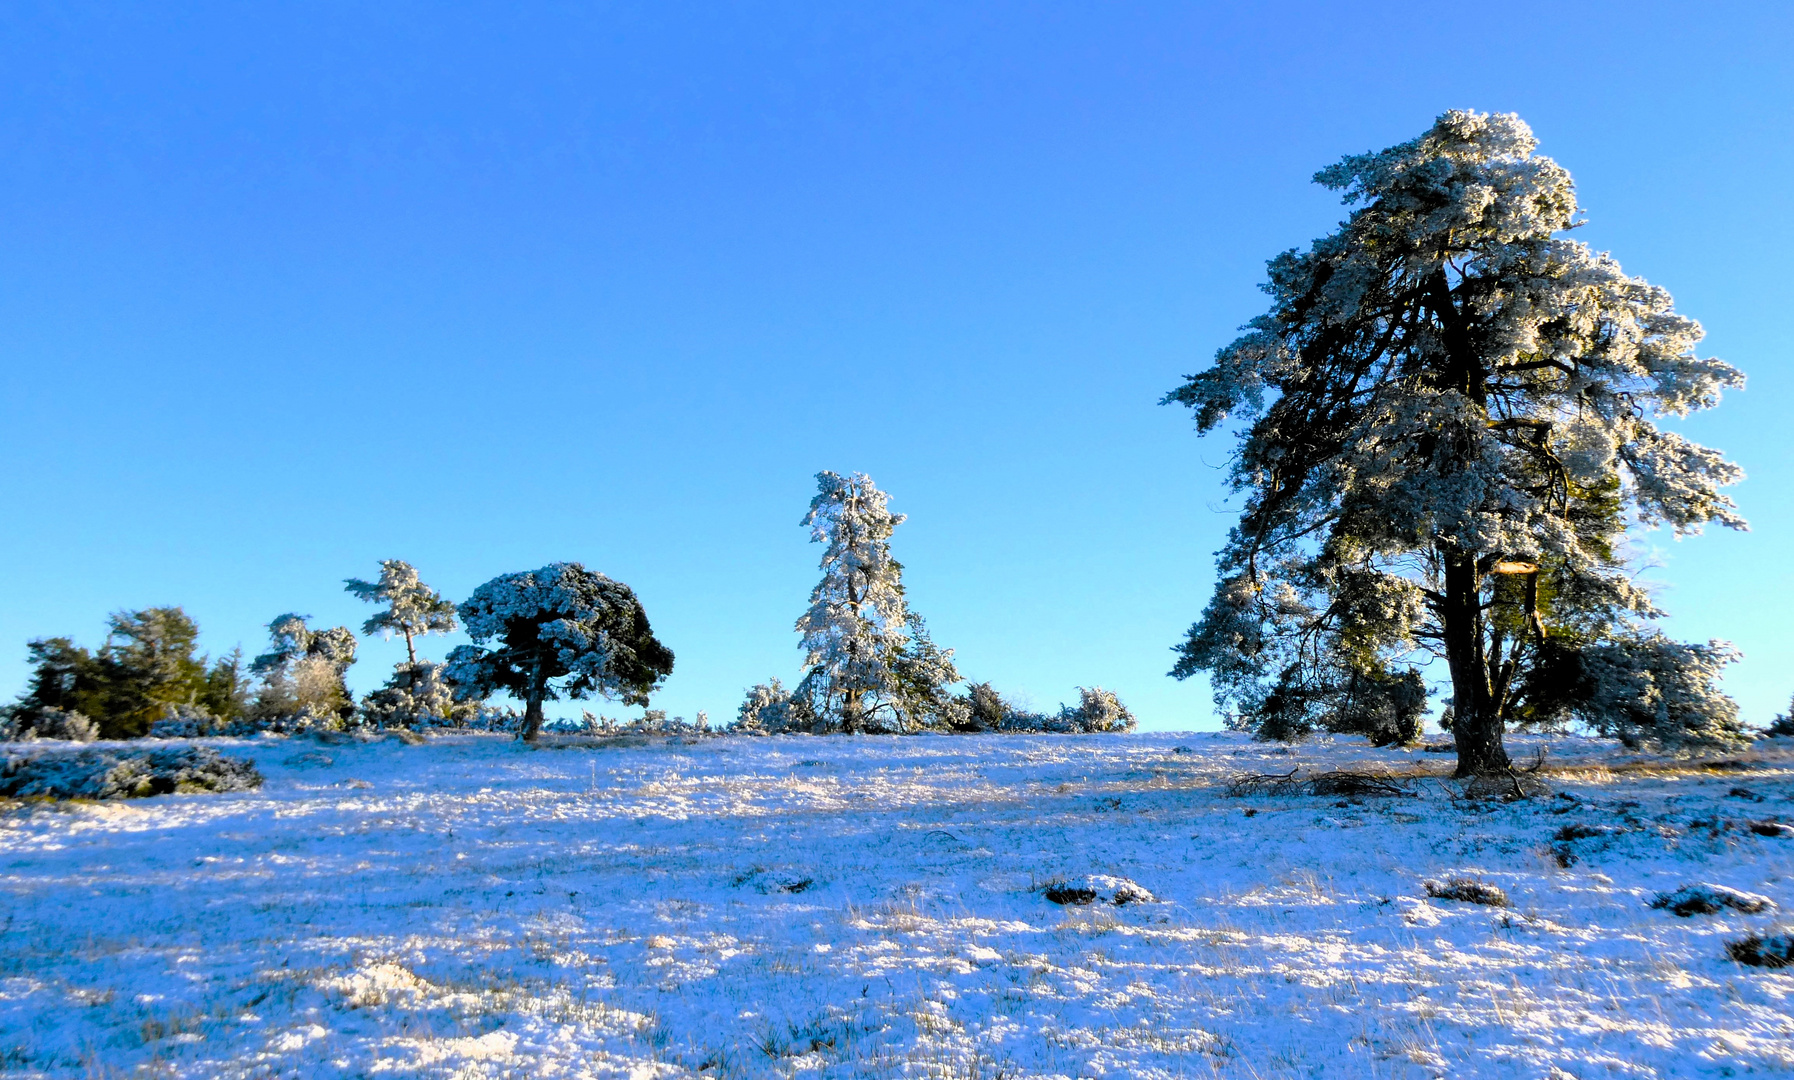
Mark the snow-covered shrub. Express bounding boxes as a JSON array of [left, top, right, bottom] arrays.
[[999, 687, 1138, 734], [1065, 687, 1137, 733], [360, 662, 461, 729], [458, 705, 522, 733], [956, 682, 1008, 732], [3, 706, 101, 742], [734, 678, 824, 734], [545, 709, 714, 737], [734, 679, 794, 734], [1652, 884, 1773, 917], [1042, 875, 1157, 907], [147, 704, 218, 739], [0, 745, 261, 799]]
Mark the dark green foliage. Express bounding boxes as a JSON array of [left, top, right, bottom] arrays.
[[11, 609, 246, 739], [960, 682, 1008, 732], [1765, 697, 1794, 738]]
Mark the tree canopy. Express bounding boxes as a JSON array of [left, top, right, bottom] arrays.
[[444, 562, 674, 742], [1164, 111, 1747, 776]]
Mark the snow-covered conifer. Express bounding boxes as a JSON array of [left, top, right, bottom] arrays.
[[444, 563, 674, 742], [793, 471, 913, 733], [344, 561, 458, 666], [791, 471, 964, 733], [1165, 111, 1747, 774]]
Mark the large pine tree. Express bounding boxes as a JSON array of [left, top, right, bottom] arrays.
[[1165, 111, 1747, 776], [444, 563, 673, 742], [792, 471, 959, 733]]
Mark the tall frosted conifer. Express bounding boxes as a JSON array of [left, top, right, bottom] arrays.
[[794, 471, 959, 733], [1165, 112, 1747, 776]]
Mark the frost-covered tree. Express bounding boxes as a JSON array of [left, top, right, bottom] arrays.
[[249, 614, 358, 726], [344, 560, 459, 666], [444, 563, 674, 742], [791, 471, 963, 733], [890, 614, 968, 730], [735, 677, 806, 734], [1165, 111, 1747, 776], [345, 560, 464, 729]]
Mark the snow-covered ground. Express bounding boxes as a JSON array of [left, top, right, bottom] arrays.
[[3, 731, 1792, 1078]]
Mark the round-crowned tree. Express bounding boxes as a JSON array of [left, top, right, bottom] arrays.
[[444, 563, 674, 742], [1164, 111, 1747, 777]]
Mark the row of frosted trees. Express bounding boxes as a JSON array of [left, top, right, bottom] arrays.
[[4, 471, 1133, 743], [3, 561, 676, 743]]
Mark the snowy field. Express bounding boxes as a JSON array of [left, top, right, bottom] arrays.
[[3, 731, 1793, 1079]]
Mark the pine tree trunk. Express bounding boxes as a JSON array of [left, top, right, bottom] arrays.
[[842, 688, 862, 735], [403, 628, 416, 667], [1441, 550, 1510, 777], [520, 655, 547, 743]]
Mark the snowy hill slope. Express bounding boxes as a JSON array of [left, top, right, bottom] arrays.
[[2, 732, 1791, 1078]]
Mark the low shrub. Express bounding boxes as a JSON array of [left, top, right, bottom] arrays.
[[1727, 933, 1794, 969], [0, 746, 262, 800], [1424, 878, 1509, 907], [1651, 884, 1773, 917]]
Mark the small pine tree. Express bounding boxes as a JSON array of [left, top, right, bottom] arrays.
[[344, 560, 459, 666], [360, 661, 461, 729]]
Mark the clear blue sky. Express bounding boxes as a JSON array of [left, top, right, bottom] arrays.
[[2, 1, 1788, 731]]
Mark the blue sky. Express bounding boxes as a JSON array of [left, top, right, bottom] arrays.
[[1, 1, 1788, 730]]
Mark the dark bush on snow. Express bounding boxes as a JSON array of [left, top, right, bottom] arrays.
[[1042, 874, 1156, 907], [1425, 878, 1509, 907], [1651, 884, 1773, 918], [0, 746, 262, 800], [1727, 933, 1794, 969], [1227, 768, 1417, 799]]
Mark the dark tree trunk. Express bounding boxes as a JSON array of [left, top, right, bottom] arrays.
[[520, 655, 547, 742], [841, 688, 862, 735], [1441, 550, 1510, 777]]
